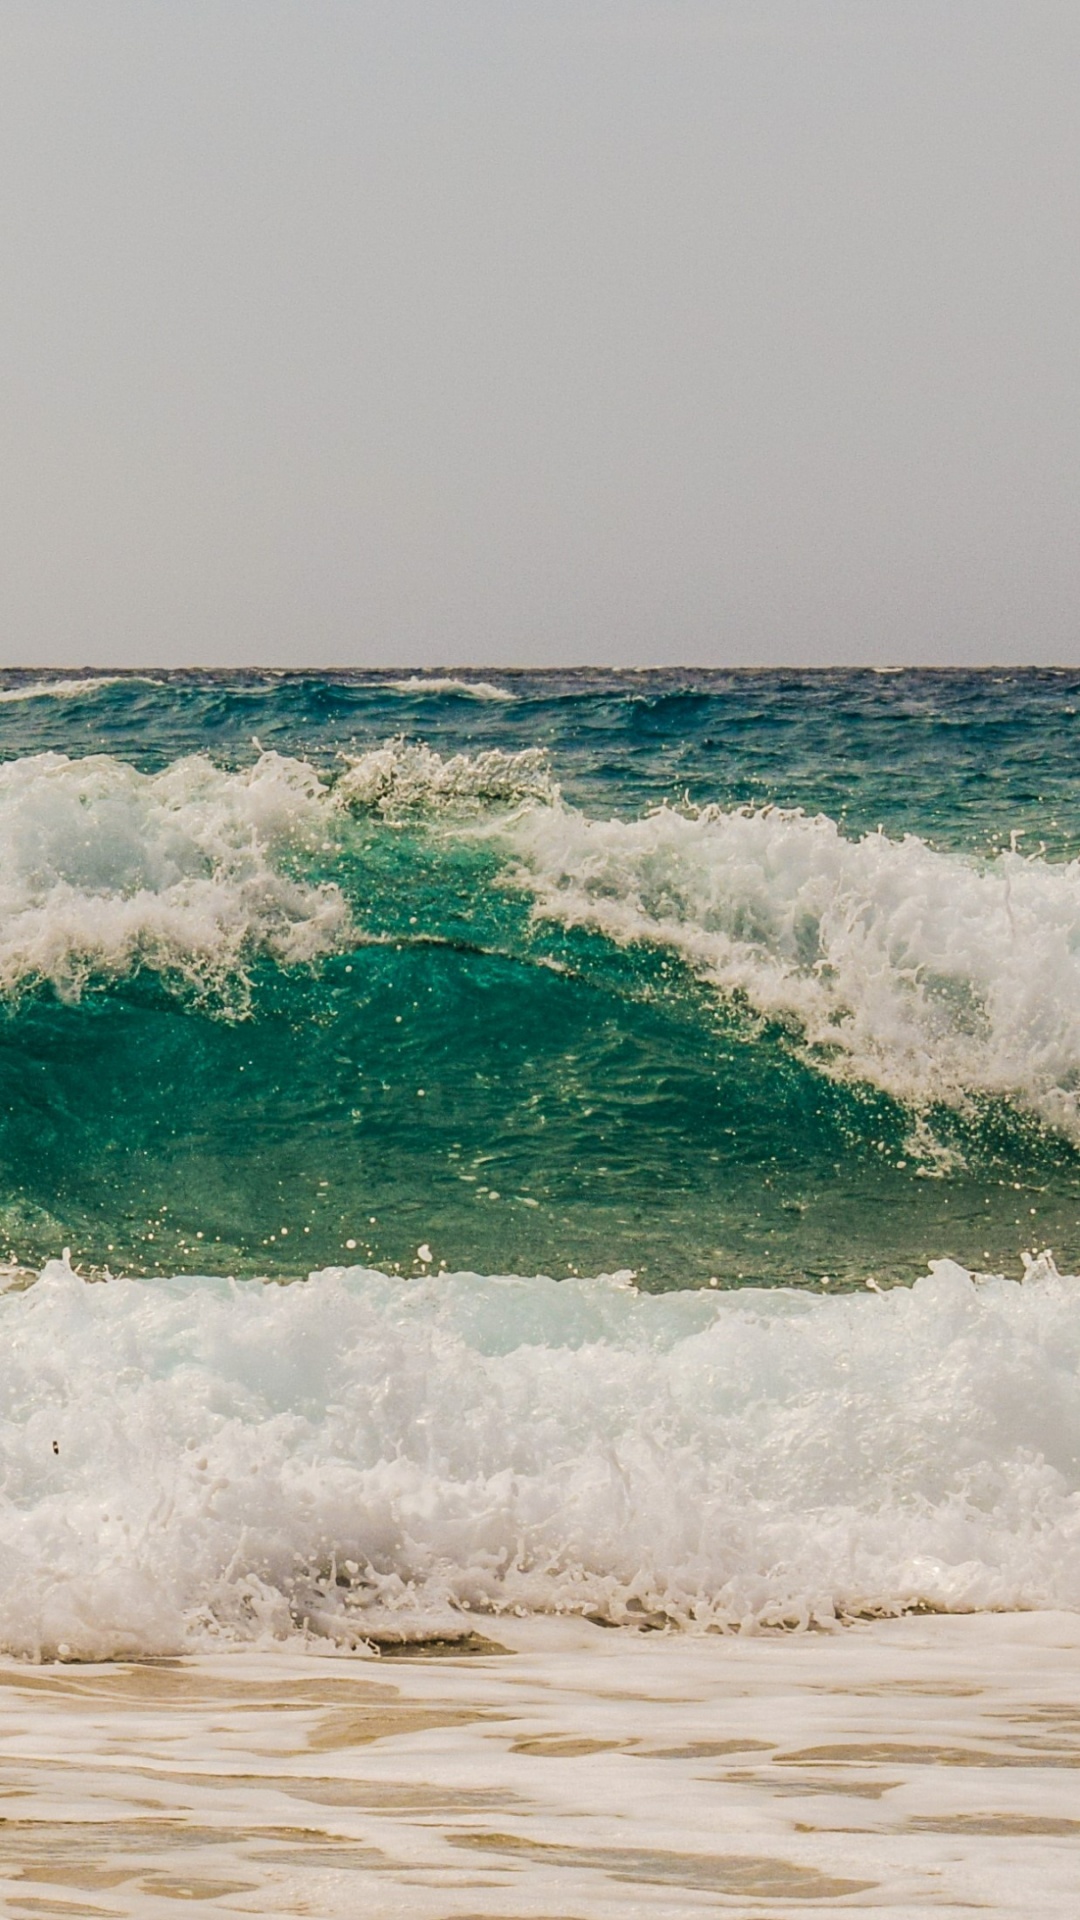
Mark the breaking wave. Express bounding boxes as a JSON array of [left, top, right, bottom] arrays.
[[338, 738, 553, 815], [385, 676, 516, 702], [0, 750, 349, 1006], [1, 739, 1080, 1141], [2, 1256, 1079, 1658], [499, 800, 1080, 1133]]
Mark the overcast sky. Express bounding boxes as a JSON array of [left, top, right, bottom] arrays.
[[1, 1, 1077, 668]]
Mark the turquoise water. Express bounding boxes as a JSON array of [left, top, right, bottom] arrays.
[[2, 666, 1079, 1290]]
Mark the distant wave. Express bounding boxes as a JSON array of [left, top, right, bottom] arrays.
[[1, 1255, 1078, 1657], [386, 675, 515, 702], [0, 676, 124, 704]]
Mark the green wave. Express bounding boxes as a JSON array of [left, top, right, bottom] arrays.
[[2, 864, 1076, 1288], [0, 672, 1079, 1288]]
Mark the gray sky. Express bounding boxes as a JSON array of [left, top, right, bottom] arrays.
[[1, 1, 1077, 669]]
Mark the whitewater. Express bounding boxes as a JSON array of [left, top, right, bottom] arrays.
[[4, 1253, 1080, 1660]]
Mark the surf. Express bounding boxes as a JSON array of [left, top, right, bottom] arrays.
[[2, 1254, 1078, 1659], [0, 731, 1078, 1286]]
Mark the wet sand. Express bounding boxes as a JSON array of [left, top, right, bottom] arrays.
[[0, 1611, 1078, 1916]]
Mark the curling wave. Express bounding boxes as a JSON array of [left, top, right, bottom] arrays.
[[499, 799, 1080, 1132]]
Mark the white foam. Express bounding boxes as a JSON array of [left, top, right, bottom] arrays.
[[386, 674, 515, 701], [2, 1256, 1079, 1659], [5, 1620, 1080, 1919], [0, 676, 125, 703], [498, 799, 1080, 1130], [0, 750, 350, 1005], [338, 737, 555, 815]]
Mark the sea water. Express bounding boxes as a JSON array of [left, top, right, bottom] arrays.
[[1, 666, 1079, 1656], [3, 1615, 1080, 1918]]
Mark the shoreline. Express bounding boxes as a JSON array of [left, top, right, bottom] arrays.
[[0, 1609, 1077, 1916]]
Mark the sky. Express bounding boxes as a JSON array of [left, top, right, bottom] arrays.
[[1, 1, 1077, 670]]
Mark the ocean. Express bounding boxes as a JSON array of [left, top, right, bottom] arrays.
[[2, 665, 1080, 1658]]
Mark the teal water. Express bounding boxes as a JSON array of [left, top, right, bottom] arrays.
[[2, 667, 1079, 1290]]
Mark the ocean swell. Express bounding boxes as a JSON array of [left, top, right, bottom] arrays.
[[2, 738, 1080, 1139]]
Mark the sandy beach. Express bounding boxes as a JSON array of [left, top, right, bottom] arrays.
[[0, 1611, 1078, 1917]]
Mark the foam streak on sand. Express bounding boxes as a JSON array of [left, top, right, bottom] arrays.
[[0, 1614, 1078, 1917], [2, 1257, 1080, 1660]]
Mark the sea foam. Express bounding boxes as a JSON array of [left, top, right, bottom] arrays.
[[0, 750, 349, 1005], [500, 798, 1080, 1132], [2, 1257, 1079, 1659], [386, 675, 515, 702], [0, 677, 125, 704]]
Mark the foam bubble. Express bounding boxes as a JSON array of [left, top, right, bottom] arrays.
[[500, 800, 1080, 1131], [1, 1256, 1078, 1658], [0, 750, 350, 1006]]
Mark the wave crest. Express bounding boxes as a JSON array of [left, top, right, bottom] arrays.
[[385, 675, 515, 702], [0, 751, 350, 1007], [501, 801, 1080, 1131], [338, 738, 556, 816], [0, 676, 125, 704]]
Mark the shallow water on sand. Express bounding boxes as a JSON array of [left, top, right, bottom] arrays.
[[0, 1614, 1078, 1917]]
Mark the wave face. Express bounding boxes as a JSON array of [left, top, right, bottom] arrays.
[[3, 1255, 1080, 1658]]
